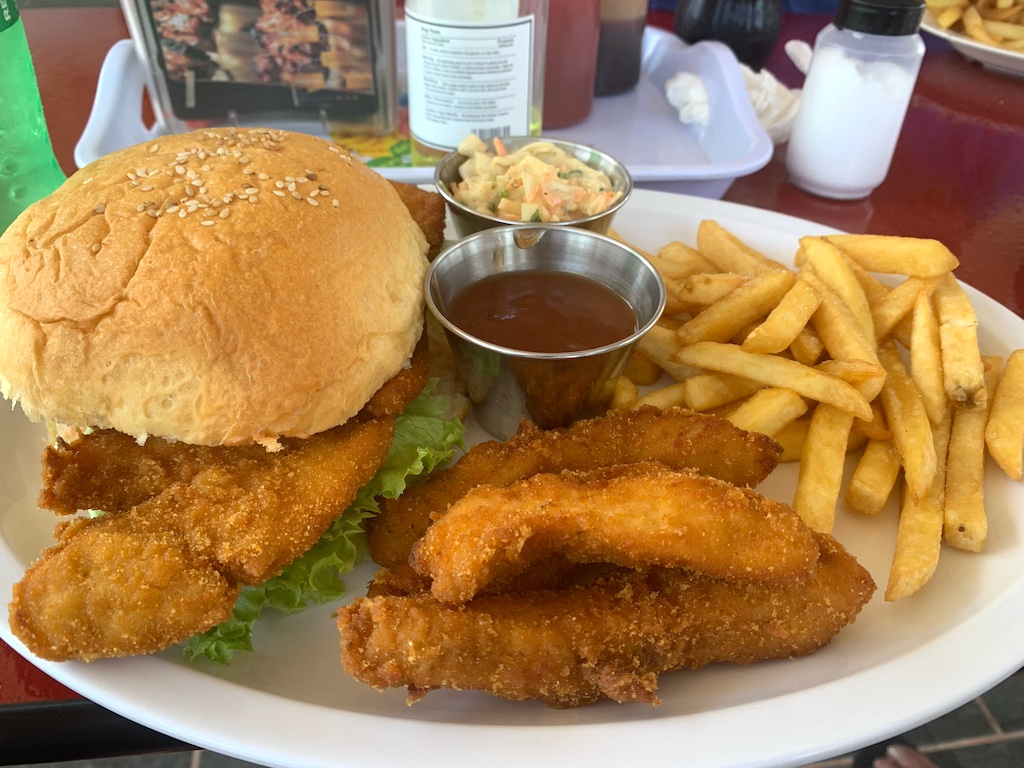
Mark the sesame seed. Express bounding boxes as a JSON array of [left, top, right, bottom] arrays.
[[297, 176, 308, 183], [127, 172, 137, 181], [166, 205, 180, 213], [185, 185, 195, 196], [91, 243, 101, 252], [242, 167, 255, 175], [258, 173, 270, 180], [202, 165, 212, 172], [141, 185, 155, 192], [287, 182, 296, 192], [148, 143, 160, 153], [136, 204, 147, 212], [202, 220, 215, 226], [332, 199, 339, 208], [328, 146, 340, 153], [244, 187, 258, 195], [240, 156, 251, 164], [275, 181, 285, 188], [306, 197, 318, 206], [93, 204, 106, 214], [175, 165, 185, 175], [248, 196, 258, 203], [220, 208, 230, 218], [273, 190, 285, 197], [178, 210, 187, 218], [307, 172, 318, 181], [292, 191, 302, 199], [148, 209, 160, 218], [285, 176, 295, 182]]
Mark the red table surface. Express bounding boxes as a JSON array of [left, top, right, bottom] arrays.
[[3, 6, 1024, 708]]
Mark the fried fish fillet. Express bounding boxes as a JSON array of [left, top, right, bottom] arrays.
[[39, 334, 429, 518], [339, 534, 875, 708], [388, 180, 446, 261], [368, 406, 782, 569], [11, 417, 395, 661], [410, 462, 820, 604]]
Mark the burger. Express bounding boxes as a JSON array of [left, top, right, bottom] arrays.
[[0, 127, 463, 663]]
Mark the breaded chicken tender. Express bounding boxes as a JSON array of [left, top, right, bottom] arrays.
[[339, 534, 875, 708], [11, 417, 395, 661], [410, 462, 820, 604], [369, 407, 782, 569]]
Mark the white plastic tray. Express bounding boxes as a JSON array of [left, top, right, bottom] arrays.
[[75, 26, 772, 199]]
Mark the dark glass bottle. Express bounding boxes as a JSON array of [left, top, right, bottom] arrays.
[[673, 0, 783, 71]]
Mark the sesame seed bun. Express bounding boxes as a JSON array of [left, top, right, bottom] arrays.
[[0, 128, 429, 446]]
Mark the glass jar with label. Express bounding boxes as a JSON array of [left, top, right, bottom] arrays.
[[404, 0, 548, 164]]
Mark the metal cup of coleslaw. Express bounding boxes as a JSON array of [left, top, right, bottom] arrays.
[[434, 136, 633, 240], [426, 224, 665, 440]]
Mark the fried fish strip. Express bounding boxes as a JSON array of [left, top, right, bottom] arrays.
[[39, 337, 427, 517], [339, 534, 875, 708], [388, 180, 446, 261], [410, 462, 819, 604], [368, 407, 782, 569], [11, 418, 395, 661]]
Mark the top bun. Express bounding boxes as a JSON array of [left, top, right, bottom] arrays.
[[0, 128, 429, 446]]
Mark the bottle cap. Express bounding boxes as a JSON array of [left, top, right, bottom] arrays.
[[835, 0, 925, 35]]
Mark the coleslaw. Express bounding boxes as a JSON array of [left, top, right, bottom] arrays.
[[450, 135, 622, 223]]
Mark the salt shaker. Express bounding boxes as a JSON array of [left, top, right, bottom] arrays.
[[785, 0, 926, 200]]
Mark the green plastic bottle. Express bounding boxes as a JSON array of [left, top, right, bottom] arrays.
[[0, 0, 66, 234]]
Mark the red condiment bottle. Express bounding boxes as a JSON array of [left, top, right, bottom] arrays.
[[542, 0, 601, 128]]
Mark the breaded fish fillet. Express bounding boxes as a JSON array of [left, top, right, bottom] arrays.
[[388, 180, 446, 261], [410, 462, 820, 604], [339, 534, 875, 708], [368, 406, 782, 569], [11, 417, 395, 661], [39, 337, 429, 518]]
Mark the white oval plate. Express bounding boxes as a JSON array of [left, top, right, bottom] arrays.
[[922, 11, 1024, 77], [3, 189, 1024, 768]]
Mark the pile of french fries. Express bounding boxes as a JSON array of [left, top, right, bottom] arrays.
[[927, 0, 1024, 51], [609, 221, 1024, 602]]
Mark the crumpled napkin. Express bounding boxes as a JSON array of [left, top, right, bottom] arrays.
[[665, 40, 811, 145]]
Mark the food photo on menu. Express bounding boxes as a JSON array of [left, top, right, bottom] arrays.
[[2, 0, 1024, 767]]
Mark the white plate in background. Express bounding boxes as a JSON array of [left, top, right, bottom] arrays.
[[922, 12, 1024, 77], [3, 190, 1024, 768]]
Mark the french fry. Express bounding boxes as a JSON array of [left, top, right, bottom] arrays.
[[825, 234, 960, 278], [815, 359, 886, 385], [800, 236, 876, 343], [803, 272, 885, 401], [682, 371, 763, 411], [871, 276, 944, 341], [933, 274, 987, 410], [985, 348, 1024, 480], [696, 220, 789, 275], [608, 376, 639, 410], [657, 240, 716, 273], [667, 272, 747, 310], [846, 438, 901, 515], [885, 410, 952, 602], [675, 269, 796, 346], [636, 325, 699, 382], [963, 3, 1001, 41], [852, 401, 892, 442], [945, 357, 1002, 551], [631, 382, 689, 411], [878, 340, 937, 503], [774, 417, 810, 462], [792, 404, 856, 533], [909, 289, 947, 426], [623, 350, 663, 386], [671, 342, 873, 420], [724, 387, 809, 437], [647, 254, 704, 282], [741, 276, 822, 354], [789, 326, 826, 366]]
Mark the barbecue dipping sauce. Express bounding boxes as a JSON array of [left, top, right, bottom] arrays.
[[446, 271, 636, 354]]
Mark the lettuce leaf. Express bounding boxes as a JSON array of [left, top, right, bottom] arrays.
[[182, 384, 465, 664]]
